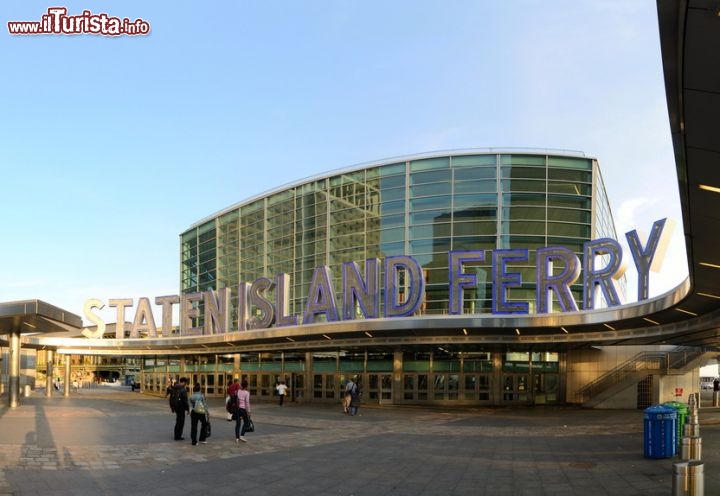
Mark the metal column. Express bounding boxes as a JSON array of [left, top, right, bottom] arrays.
[[8, 331, 20, 407], [64, 355, 71, 397], [45, 349, 54, 397]]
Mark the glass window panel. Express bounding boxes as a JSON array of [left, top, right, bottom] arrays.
[[380, 227, 404, 243], [501, 166, 546, 180], [548, 195, 590, 210], [380, 187, 405, 202], [380, 213, 406, 229], [453, 221, 496, 236], [453, 194, 498, 210], [507, 220, 546, 235], [410, 169, 452, 185], [548, 168, 591, 182], [547, 222, 590, 238], [381, 200, 405, 215], [410, 157, 450, 171], [454, 180, 496, 194], [547, 238, 583, 253], [505, 206, 546, 220], [380, 241, 405, 256], [501, 154, 546, 166], [409, 238, 451, 254], [547, 208, 590, 223], [503, 193, 546, 207], [547, 156, 592, 169], [410, 196, 451, 211], [454, 167, 497, 182], [411, 209, 450, 224], [409, 182, 452, 197], [380, 175, 406, 190], [452, 236, 496, 251], [452, 155, 497, 167], [409, 223, 450, 239], [379, 163, 406, 176], [453, 206, 496, 221], [549, 182, 591, 196], [502, 179, 546, 193]]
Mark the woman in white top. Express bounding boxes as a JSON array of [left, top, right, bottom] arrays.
[[276, 380, 289, 406]]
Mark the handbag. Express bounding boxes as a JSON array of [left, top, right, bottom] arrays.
[[245, 417, 255, 433], [205, 413, 212, 438]]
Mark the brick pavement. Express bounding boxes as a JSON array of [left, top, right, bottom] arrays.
[[0, 387, 718, 495]]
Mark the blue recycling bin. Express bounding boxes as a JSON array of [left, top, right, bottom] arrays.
[[643, 404, 677, 458]]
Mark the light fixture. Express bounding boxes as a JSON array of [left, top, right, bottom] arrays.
[[604, 323, 615, 331], [700, 262, 720, 269], [462, 328, 468, 335], [515, 328, 520, 335], [322, 334, 332, 340], [560, 327, 568, 334], [643, 317, 660, 325], [699, 184, 720, 194], [698, 292, 720, 300], [676, 308, 698, 317], [23, 321, 36, 329], [364, 331, 373, 338], [286, 336, 295, 342]]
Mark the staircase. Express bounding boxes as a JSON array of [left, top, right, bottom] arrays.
[[576, 347, 711, 407]]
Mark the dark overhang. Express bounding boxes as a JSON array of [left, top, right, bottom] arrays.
[[0, 300, 82, 337]]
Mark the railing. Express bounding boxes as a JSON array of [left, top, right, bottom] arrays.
[[576, 347, 705, 403]]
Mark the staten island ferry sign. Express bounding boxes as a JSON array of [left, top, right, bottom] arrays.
[[82, 218, 674, 339]]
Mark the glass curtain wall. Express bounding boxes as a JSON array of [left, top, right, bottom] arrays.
[[180, 152, 611, 324]]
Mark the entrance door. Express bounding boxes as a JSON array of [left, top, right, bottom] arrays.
[[402, 374, 429, 401], [367, 374, 392, 403], [312, 374, 338, 401], [533, 373, 560, 404], [502, 374, 529, 403]]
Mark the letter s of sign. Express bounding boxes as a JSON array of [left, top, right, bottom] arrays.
[[82, 299, 106, 338]]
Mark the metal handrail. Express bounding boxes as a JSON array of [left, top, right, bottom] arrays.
[[577, 348, 705, 402]]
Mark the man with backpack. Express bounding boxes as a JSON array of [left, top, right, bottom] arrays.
[[345, 377, 361, 416], [169, 377, 189, 440]]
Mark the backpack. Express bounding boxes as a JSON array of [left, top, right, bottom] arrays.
[[169, 387, 182, 412], [226, 392, 238, 414], [193, 396, 207, 415]]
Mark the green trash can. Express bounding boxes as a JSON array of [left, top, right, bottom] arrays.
[[663, 401, 688, 449]]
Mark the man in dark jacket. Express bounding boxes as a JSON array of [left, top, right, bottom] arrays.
[[171, 377, 189, 440]]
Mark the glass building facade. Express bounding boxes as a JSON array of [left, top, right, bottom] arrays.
[[167, 150, 624, 407], [181, 150, 619, 322]]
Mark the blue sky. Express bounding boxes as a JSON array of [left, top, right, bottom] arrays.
[[1, 1, 685, 325]]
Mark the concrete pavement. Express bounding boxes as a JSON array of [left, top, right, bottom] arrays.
[[0, 387, 718, 495]]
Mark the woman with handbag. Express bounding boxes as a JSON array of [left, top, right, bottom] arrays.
[[189, 383, 209, 445], [235, 379, 252, 443]]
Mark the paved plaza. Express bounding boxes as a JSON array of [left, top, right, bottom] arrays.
[[0, 387, 718, 495]]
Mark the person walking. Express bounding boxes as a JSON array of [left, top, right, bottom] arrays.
[[276, 380, 289, 406], [189, 383, 209, 445], [343, 378, 355, 414], [226, 377, 240, 421], [348, 379, 361, 416], [235, 379, 252, 443], [170, 377, 189, 440]]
